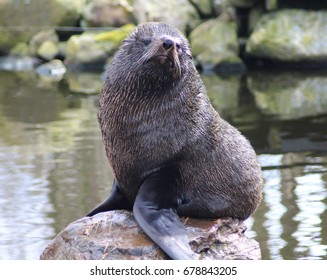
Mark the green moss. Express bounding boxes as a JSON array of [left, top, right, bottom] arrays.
[[94, 24, 135, 43]]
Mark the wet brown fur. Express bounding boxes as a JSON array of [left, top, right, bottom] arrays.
[[98, 22, 263, 220]]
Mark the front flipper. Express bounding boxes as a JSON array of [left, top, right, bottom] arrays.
[[133, 169, 198, 260], [87, 179, 132, 217]]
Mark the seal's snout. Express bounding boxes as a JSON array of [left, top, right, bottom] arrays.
[[162, 38, 174, 50], [161, 37, 180, 51]]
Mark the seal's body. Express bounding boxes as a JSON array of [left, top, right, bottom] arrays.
[[88, 22, 263, 260]]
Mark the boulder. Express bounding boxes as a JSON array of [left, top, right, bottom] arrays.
[[0, 0, 83, 52], [35, 59, 67, 82], [29, 29, 59, 60], [189, 17, 245, 73], [40, 210, 261, 260], [65, 24, 134, 67], [81, 0, 135, 27], [37, 41, 59, 61], [9, 42, 31, 56], [246, 9, 327, 62], [133, 0, 199, 32]]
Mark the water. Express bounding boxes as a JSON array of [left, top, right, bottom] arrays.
[[0, 70, 326, 260]]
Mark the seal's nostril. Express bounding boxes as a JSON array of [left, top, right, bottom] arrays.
[[163, 39, 174, 50]]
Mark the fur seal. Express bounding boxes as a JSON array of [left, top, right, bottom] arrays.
[[87, 22, 263, 260]]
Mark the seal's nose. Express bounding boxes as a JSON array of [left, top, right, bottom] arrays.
[[162, 38, 174, 50]]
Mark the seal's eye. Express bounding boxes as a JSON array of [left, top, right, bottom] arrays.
[[141, 38, 152, 46]]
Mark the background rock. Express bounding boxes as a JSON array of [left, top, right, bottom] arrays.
[[29, 29, 59, 60], [189, 16, 244, 73], [65, 24, 134, 67], [0, 0, 83, 52], [81, 0, 135, 27], [40, 210, 261, 260], [36, 59, 66, 82], [246, 9, 327, 62], [133, 0, 199, 32], [9, 42, 31, 56]]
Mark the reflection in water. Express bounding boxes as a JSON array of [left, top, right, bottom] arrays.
[[253, 153, 327, 260], [261, 155, 287, 260], [0, 71, 326, 259], [0, 72, 111, 259], [248, 71, 327, 120]]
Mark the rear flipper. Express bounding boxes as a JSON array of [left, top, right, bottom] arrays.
[[87, 179, 132, 217], [133, 169, 199, 260]]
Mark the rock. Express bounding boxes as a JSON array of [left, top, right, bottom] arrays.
[[10, 42, 31, 57], [133, 0, 199, 32], [248, 6, 264, 33], [40, 210, 261, 260], [0, 0, 83, 52], [189, 17, 245, 74], [0, 56, 40, 71], [58, 42, 68, 59], [215, 0, 255, 8], [66, 33, 108, 65], [65, 24, 134, 67], [248, 71, 327, 120], [37, 41, 59, 61], [35, 59, 66, 82], [29, 29, 59, 60], [246, 9, 327, 62], [211, 0, 254, 16], [81, 0, 135, 27]]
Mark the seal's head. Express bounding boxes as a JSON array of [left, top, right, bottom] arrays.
[[110, 22, 193, 87]]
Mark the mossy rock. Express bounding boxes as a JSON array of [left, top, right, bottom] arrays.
[[133, 0, 199, 32], [246, 9, 327, 61], [189, 17, 244, 73], [65, 24, 134, 66], [81, 0, 135, 27], [0, 0, 83, 52]]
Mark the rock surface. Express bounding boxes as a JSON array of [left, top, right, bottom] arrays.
[[36, 59, 66, 81], [40, 210, 261, 260], [0, 0, 83, 52], [246, 9, 327, 62], [81, 0, 135, 27], [65, 24, 134, 67], [29, 29, 60, 60], [133, 0, 199, 32], [189, 17, 245, 73]]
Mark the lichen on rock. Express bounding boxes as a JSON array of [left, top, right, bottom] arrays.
[[189, 17, 245, 73], [246, 9, 327, 62]]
